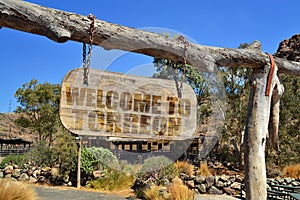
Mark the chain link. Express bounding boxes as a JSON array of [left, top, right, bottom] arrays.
[[178, 35, 190, 97], [83, 14, 95, 86]]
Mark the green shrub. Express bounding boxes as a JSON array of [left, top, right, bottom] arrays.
[[87, 146, 119, 169], [0, 154, 27, 168], [88, 169, 135, 191], [73, 147, 119, 177], [139, 156, 178, 183], [140, 156, 173, 174]]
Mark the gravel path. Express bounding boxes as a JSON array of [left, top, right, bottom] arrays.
[[33, 186, 133, 200], [34, 185, 244, 200]]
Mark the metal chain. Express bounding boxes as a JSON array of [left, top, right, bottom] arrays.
[[83, 14, 95, 86], [178, 35, 190, 96]]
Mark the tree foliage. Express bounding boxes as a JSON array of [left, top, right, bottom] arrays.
[[14, 79, 77, 173], [14, 79, 61, 142]]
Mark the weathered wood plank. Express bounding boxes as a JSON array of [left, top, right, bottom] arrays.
[[60, 68, 197, 139], [1, 0, 300, 75]]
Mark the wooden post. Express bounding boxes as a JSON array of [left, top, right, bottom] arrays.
[[244, 63, 276, 199], [76, 137, 82, 189]]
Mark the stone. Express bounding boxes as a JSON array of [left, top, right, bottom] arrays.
[[38, 176, 46, 183], [205, 176, 215, 188], [235, 175, 243, 183], [208, 186, 223, 195], [19, 173, 29, 181], [4, 165, 13, 171], [186, 180, 195, 188], [220, 174, 230, 182], [0, 171, 3, 178], [4, 174, 12, 178], [63, 174, 69, 183], [29, 176, 37, 183], [216, 180, 224, 188], [223, 187, 235, 195], [194, 176, 206, 184], [27, 168, 33, 176], [12, 169, 21, 178], [93, 170, 102, 178], [230, 182, 241, 190], [284, 177, 292, 184], [292, 181, 300, 186], [42, 166, 51, 172], [13, 164, 19, 169], [196, 184, 206, 193]]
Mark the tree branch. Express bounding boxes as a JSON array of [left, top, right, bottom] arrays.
[[1, 0, 299, 75]]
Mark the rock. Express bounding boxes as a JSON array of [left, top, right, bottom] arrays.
[[93, 170, 102, 178], [27, 169, 33, 176], [63, 174, 69, 183], [4, 165, 13, 171], [219, 174, 230, 182], [12, 169, 21, 178], [230, 182, 241, 190], [186, 180, 194, 188], [67, 181, 72, 186], [216, 181, 224, 188], [38, 176, 46, 183], [194, 176, 206, 184], [4, 173, 12, 178], [0, 171, 3, 178], [208, 186, 223, 195], [284, 177, 292, 184], [292, 181, 300, 186], [205, 176, 215, 188], [235, 175, 243, 183], [42, 167, 51, 172], [29, 176, 37, 183], [18, 173, 29, 181], [13, 164, 19, 169], [223, 187, 235, 195], [196, 184, 206, 193]]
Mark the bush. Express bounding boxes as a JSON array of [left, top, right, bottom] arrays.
[[175, 161, 194, 177], [0, 154, 27, 168], [87, 146, 119, 169], [143, 185, 165, 200], [0, 178, 37, 200], [88, 169, 135, 191], [168, 177, 194, 200], [283, 164, 300, 178], [139, 156, 178, 182], [73, 147, 119, 178]]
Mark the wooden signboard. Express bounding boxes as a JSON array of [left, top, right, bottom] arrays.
[[60, 68, 197, 139]]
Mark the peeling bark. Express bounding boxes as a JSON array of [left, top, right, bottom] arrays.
[[1, 0, 300, 75]]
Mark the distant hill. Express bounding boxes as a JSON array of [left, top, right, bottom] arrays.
[[0, 113, 36, 142]]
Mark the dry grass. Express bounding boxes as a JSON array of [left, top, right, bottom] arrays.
[[0, 178, 37, 200], [175, 161, 194, 177], [196, 160, 211, 176], [283, 164, 300, 178], [143, 185, 165, 200], [168, 177, 194, 200]]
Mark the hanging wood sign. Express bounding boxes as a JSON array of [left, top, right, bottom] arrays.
[[59, 68, 197, 139]]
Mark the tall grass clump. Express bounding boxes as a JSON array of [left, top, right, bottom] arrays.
[[196, 160, 211, 176], [168, 177, 194, 200], [175, 161, 194, 176], [283, 164, 300, 178], [0, 179, 37, 200], [88, 169, 135, 191]]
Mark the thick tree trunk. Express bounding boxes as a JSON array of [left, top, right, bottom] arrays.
[[0, 0, 299, 199], [1, 0, 300, 75]]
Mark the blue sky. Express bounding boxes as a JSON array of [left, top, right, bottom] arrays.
[[0, 0, 299, 113]]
